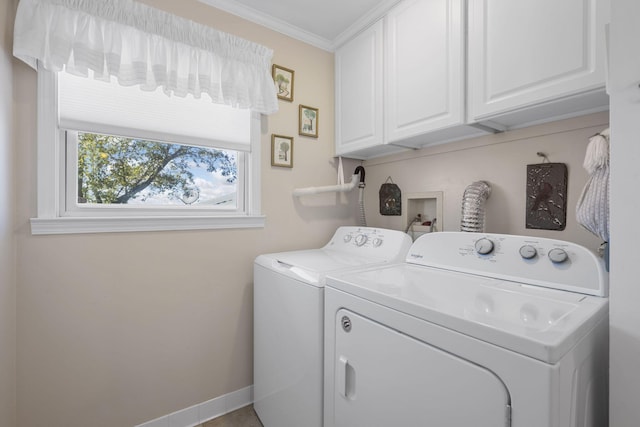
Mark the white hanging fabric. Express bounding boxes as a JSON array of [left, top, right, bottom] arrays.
[[576, 128, 610, 242], [337, 157, 344, 186], [13, 0, 279, 114]]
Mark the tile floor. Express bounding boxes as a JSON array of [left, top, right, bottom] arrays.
[[199, 405, 263, 427]]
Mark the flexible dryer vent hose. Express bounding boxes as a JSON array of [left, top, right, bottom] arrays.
[[460, 181, 491, 232]]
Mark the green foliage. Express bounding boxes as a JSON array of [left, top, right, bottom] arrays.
[[275, 73, 289, 85], [275, 73, 290, 96], [303, 109, 316, 120], [77, 132, 237, 204], [280, 141, 290, 161], [302, 108, 316, 132]]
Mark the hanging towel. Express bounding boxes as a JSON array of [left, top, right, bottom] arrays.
[[576, 128, 610, 242], [337, 157, 344, 186]]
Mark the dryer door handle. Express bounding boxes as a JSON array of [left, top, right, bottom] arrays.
[[337, 355, 356, 400]]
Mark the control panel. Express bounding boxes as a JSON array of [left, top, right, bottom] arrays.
[[473, 237, 570, 264], [327, 227, 412, 259], [407, 232, 608, 297]]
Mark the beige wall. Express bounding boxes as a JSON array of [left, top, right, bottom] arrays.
[[364, 112, 608, 252], [13, 1, 358, 426], [1, 0, 17, 426]]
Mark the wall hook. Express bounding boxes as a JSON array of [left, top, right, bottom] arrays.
[[536, 152, 550, 163]]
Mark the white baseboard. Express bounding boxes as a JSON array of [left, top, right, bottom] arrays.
[[135, 385, 253, 427]]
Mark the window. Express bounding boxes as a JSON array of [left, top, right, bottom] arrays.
[[68, 131, 240, 210], [15, 0, 277, 235], [31, 69, 264, 235]]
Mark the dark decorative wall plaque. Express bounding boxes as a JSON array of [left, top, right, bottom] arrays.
[[526, 163, 567, 230], [379, 178, 401, 216]]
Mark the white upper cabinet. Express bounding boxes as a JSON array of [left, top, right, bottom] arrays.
[[468, 0, 610, 127], [335, 0, 610, 159], [336, 0, 489, 159], [335, 20, 386, 158], [385, 0, 485, 146]]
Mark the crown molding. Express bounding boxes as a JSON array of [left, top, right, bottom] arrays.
[[332, 0, 400, 48], [198, 0, 334, 51]]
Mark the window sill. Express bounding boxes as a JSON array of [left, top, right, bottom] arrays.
[[30, 215, 266, 235]]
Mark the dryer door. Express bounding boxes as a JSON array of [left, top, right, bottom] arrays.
[[333, 309, 511, 427]]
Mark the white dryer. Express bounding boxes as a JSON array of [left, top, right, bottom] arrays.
[[253, 227, 412, 427], [324, 232, 608, 427]]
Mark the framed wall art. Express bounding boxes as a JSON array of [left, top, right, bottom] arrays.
[[272, 64, 294, 102], [299, 105, 318, 138], [271, 134, 294, 168], [525, 162, 567, 230]]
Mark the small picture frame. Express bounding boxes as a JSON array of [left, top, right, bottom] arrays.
[[271, 134, 294, 168], [272, 64, 294, 102], [299, 105, 319, 138]]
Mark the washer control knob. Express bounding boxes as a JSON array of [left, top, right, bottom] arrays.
[[343, 234, 352, 243], [354, 234, 368, 247], [519, 245, 537, 260], [475, 238, 495, 255], [372, 238, 383, 247], [548, 248, 569, 264]]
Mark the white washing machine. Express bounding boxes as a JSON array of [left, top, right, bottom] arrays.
[[253, 227, 412, 427], [324, 232, 609, 427]]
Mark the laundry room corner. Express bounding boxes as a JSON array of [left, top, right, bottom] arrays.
[[363, 111, 609, 252]]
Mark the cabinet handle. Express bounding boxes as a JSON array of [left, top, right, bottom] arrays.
[[337, 356, 356, 399]]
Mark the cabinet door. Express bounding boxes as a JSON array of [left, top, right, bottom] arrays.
[[333, 309, 510, 427], [335, 20, 384, 157], [385, 0, 466, 144], [468, 0, 609, 121]]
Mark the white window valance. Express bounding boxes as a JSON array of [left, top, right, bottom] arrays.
[[13, 0, 279, 114]]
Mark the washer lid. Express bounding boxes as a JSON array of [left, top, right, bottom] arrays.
[[255, 249, 388, 287], [326, 263, 608, 363], [254, 226, 412, 287]]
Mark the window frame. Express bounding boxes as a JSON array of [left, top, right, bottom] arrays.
[[31, 68, 265, 235]]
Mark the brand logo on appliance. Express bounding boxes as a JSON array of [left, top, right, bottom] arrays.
[[409, 253, 423, 259]]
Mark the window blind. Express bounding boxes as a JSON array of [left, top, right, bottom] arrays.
[[58, 70, 251, 151]]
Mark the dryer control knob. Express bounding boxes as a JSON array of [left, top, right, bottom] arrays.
[[475, 238, 495, 255], [355, 234, 368, 246], [372, 238, 383, 247], [343, 234, 352, 243], [548, 248, 568, 264], [519, 245, 537, 259]]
